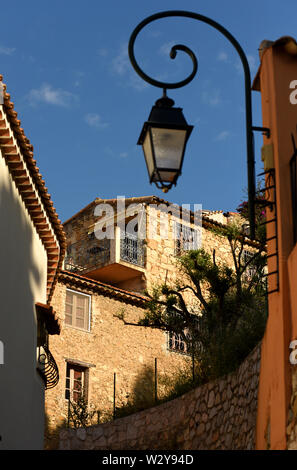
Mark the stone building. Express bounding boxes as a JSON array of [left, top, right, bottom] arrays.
[[0, 76, 65, 449], [45, 195, 260, 448], [61, 196, 253, 293]]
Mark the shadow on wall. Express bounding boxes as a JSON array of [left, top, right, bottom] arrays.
[[0, 168, 44, 450], [45, 366, 157, 449], [44, 410, 68, 450], [45, 361, 193, 449], [116, 365, 157, 419]]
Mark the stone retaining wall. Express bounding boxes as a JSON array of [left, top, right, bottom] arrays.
[[59, 342, 261, 450]]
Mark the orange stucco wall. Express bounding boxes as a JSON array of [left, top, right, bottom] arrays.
[[288, 245, 297, 339], [255, 41, 297, 449]]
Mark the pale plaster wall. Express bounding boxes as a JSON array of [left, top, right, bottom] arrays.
[[0, 151, 48, 449]]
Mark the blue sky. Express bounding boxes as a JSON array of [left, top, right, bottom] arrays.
[[1, 0, 297, 221]]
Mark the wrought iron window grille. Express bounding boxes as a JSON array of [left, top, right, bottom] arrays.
[[168, 331, 190, 355], [37, 343, 59, 390], [120, 232, 145, 267], [174, 222, 200, 256], [256, 168, 279, 294]]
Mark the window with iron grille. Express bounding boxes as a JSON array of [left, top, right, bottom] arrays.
[[65, 289, 91, 331], [168, 331, 190, 354], [65, 363, 88, 402], [174, 222, 200, 256], [167, 312, 201, 355], [242, 249, 257, 280]]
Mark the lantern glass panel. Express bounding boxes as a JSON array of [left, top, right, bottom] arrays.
[[156, 170, 177, 183], [143, 130, 155, 178], [151, 128, 187, 169]]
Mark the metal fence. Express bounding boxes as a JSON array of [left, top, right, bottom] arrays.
[[120, 233, 145, 267], [64, 238, 111, 274], [66, 353, 197, 428], [64, 232, 146, 274]]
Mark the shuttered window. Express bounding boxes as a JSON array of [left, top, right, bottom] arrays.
[[65, 290, 91, 331]]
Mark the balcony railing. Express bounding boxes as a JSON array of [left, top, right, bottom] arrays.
[[120, 232, 145, 267], [64, 238, 111, 274], [37, 344, 59, 390], [64, 231, 145, 274]]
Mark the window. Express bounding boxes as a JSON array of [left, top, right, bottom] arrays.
[[168, 331, 190, 354], [168, 313, 201, 355], [65, 289, 91, 331], [174, 222, 200, 255], [242, 249, 257, 280], [65, 363, 88, 402]]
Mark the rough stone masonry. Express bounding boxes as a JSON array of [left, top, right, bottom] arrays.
[[59, 342, 261, 450]]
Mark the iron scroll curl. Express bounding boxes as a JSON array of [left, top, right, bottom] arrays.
[[129, 40, 198, 90]]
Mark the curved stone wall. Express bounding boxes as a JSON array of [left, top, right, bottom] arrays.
[[59, 343, 261, 450]]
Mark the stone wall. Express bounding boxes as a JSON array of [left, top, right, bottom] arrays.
[[63, 197, 249, 295], [45, 278, 190, 448], [59, 342, 261, 450], [144, 205, 237, 296]]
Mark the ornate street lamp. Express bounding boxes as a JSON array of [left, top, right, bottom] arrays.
[[137, 92, 193, 192], [128, 10, 261, 239]]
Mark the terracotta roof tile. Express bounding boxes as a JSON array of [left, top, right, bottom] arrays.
[[59, 270, 148, 307], [0, 74, 66, 303]]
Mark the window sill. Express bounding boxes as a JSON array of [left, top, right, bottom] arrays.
[[167, 347, 191, 357], [64, 323, 91, 334]]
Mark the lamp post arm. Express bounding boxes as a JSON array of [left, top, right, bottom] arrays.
[[128, 10, 256, 239]]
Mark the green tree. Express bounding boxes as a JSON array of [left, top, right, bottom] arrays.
[[67, 394, 97, 428], [136, 220, 267, 383]]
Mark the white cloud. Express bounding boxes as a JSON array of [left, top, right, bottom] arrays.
[[217, 51, 228, 62], [73, 71, 85, 88], [104, 146, 114, 157], [111, 44, 147, 91], [0, 45, 16, 55], [215, 130, 230, 141], [84, 113, 109, 129], [235, 54, 257, 74], [98, 48, 108, 57], [247, 54, 257, 71], [149, 30, 162, 38], [112, 44, 129, 76], [27, 83, 78, 107], [202, 89, 221, 107], [159, 41, 176, 56]]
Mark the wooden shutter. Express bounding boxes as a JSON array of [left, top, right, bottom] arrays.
[[65, 291, 73, 325], [65, 290, 90, 330]]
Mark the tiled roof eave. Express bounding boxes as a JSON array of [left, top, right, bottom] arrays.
[[59, 270, 148, 307], [0, 76, 66, 303], [35, 302, 61, 335]]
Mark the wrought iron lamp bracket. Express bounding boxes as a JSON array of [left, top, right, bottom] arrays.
[[252, 126, 271, 139], [128, 10, 257, 239]]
